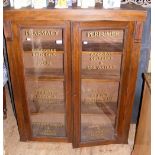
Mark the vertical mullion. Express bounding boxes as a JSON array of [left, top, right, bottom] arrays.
[[72, 22, 81, 148]]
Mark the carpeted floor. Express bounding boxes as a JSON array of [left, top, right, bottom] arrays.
[[3, 87, 136, 155]]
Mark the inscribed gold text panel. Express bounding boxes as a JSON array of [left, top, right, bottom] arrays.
[[81, 80, 119, 142], [82, 52, 122, 75], [25, 80, 65, 113], [23, 51, 63, 70], [82, 30, 124, 43], [31, 113, 66, 137]]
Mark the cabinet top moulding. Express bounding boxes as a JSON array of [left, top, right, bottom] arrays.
[[4, 4, 147, 22]]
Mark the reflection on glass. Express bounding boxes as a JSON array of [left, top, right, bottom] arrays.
[[21, 27, 66, 138], [22, 28, 63, 51], [25, 79, 66, 137], [26, 80, 64, 113], [21, 28, 64, 76], [82, 30, 124, 52], [81, 80, 119, 142]]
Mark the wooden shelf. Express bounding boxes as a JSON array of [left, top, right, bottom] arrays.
[[81, 71, 121, 80], [31, 112, 65, 122], [82, 43, 123, 52], [23, 41, 64, 51], [81, 76, 120, 82], [29, 100, 65, 114], [81, 102, 117, 114], [24, 50, 64, 54], [25, 68, 64, 78], [31, 111, 65, 116], [82, 51, 122, 54]]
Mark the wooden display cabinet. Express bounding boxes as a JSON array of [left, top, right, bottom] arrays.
[[4, 4, 147, 148]]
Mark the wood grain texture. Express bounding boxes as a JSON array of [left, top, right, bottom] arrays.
[[64, 21, 72, 142], [4, 20, 72, 142], [3, 4, 146, 148], [3, 86, 136, 155], [132, 74, 151, 155], [5, 29, 29, 141], [72, 21, 135, 147], [117, 40, 142, 143], [134, 22, 144, 42], [4, 5, 147, 22], [72, 22, 81, 148], [3, 21, 13, 41], [116, 21, 135, 142]]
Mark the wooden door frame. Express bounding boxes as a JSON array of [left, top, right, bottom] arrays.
[[72, 21, 135, 148], [5, 20, 72, 142]]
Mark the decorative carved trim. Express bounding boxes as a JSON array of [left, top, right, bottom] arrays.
[[121, 0, 151, 8]]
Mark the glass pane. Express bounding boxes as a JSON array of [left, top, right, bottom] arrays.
[[81, 80, 119, 142], [23, 50, 64, 76], [26, 79, 66, 137], [82, 52, 122, 76], [82, 30, 124, 52], [21, 27, 66, 138], [21, 28, 64, 76], [22, 28, 63, 51]]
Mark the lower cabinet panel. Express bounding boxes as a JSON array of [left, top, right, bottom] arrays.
[[81, 80, 119, 142]]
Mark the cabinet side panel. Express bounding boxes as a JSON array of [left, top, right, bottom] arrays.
[[117, 22, 143, 142], [116, 22, 135, 142], [4, 22, 31, 141]]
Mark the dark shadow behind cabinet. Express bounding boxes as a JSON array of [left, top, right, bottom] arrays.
[[132, 8, 151, 123], [4, 5, 146, 148]]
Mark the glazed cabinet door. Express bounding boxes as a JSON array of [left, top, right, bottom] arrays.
[[7, 20, 71, 142], [72, 21, 135, 147]]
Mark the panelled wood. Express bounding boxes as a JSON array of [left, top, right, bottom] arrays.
[[116, 22, 135, 142], [6, 20, 71, 142], [64, 21, 72, 142], [4, 4, 146, 148], [4, 24, 30, 141], [119, 42, 142, 142], [3, 21, 13, 41], [72, 21, 137, 148], [117, 22, 144, 142], [72, 22, 81, 148], [134, 21, 144, 42]]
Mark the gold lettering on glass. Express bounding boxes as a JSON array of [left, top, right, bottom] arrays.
[[87, 31, 120, 38], [84, 126, 106, 137], [31, 49, 57, 66], [32, 122, 64, 128], [87, 52, 114, 70], [32, 122, 64, 136], [33, 88, 58, 100], [87, 65, 114, 70], [89, 52, 112, 61], [83, 90, 113, 104], [25, 30, 59, 36], [31, 88, 63, 105]]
